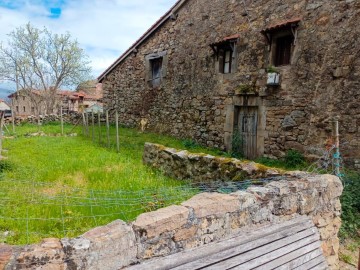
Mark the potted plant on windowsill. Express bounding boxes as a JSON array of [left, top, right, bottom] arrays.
[[266, 66, 280, 86]]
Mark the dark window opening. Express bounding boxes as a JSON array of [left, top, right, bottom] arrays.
[[23, 106, 26, 112], [16, 106, 19, 113], [22, 96, 25, 101], [274, 35, 294, 66], [150, 57, 163, 87], [31, 107, 35, 113], [223, 49, 233, 74], [218, 43, 234, 74]]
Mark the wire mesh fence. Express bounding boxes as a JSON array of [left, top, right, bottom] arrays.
[[0, 116, 352, 245], [0, 175, 283, 245]]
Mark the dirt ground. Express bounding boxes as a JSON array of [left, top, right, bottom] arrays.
[[339, 238, 360, 270]]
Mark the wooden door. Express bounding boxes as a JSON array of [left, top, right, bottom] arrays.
[[234, 106, 258, 159]]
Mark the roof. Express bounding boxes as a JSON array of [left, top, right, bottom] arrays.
[[98, 0, 189, 82], [261, 18, 301, 34], [210, 34, 240, 47]]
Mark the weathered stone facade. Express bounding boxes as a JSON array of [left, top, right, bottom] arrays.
[[99, 0, 360, 168], [0, 170, 343, 269]]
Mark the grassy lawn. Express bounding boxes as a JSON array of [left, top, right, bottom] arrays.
[[1, 122, 359, 250], [0, 123, 224, 245]]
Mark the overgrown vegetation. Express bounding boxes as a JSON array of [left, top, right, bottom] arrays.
[[0, 123, 231, 245], [256, 149, 307, 170], [231, 129, 244, 159], [340, 171, 360, 239]]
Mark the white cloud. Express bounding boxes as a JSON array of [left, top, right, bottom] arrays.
[[0, 0, 178, 82]]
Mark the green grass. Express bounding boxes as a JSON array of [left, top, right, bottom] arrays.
[[1, 123, 226, 244]]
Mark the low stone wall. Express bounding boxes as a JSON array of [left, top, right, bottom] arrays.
[[143, 142, 283, 182], [0, 145, 343, 270]]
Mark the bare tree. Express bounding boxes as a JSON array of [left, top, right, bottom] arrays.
[[0, 22, 92, 114]]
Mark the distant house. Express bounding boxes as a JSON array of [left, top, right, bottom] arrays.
[[8, 90, 45, 117], [8, 84, 103, 117], [85, 104, 104, 114], [0, 100, 10, 111], [61, 83, 103, 113]]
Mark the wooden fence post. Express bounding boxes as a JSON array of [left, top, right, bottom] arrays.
[[106, 110, 110, 148], [60, 106, 64, 136], [98, 112, 101, 144], [332, 118, 340, 177], [85, 112, 89, 137], [115, 110, 120, 153], [91, 111, 95, 142], [82, 113, 86, 136], [0, 112, 4, 158]]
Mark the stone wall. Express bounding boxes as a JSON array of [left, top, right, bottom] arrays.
[[142, 142, 283, 182], [100, 0, 360, 169], [0, 145, 343, 269]]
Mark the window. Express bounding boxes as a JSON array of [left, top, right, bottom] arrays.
[[221, 47, 233, 74], [16, 106, 19, 113], [145, 51, 168, 88], [150, 57, 163, 87], [261, 18, 300, 67], [274, 34, 294, 66], [22, 96, 25, 101], [23, 106, 26, 112], [31, 107, 35, 113], [210, 35, 239, 75]]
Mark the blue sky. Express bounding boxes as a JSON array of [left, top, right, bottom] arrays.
[[0, 0, 178, 97]]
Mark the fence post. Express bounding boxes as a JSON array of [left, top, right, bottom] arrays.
[[85, 112, 89, 137], [82, 113, 86, 136], [91, 110, 95, 142], [0, 112, 4, 158], [106, 110, 110, 148], [332, 118, 340, 177], [115, 110, 120, 153], [60, 106, 64, 136], [98, 112, 101, 144]]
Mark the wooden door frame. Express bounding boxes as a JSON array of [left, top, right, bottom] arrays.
[[224, 96, 266, 159]]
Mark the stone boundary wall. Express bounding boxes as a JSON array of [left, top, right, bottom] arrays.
[[142, 142, 284, 182], [0, 145, 343, 270], [5, 112, 82, 126]]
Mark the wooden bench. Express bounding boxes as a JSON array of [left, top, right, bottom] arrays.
[[127, 216, 328, 270]]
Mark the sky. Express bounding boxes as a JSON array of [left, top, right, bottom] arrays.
[[0, 0, 178, 97]]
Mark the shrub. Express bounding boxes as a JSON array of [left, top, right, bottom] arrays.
[[284, 149, 306, 168], [182, 139, 199, 149], [340, 171, 360, 238], [231, 130, 244, 159], [0, 160, 13, 172]]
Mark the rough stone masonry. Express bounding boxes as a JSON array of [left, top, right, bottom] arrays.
[[0, 144, 343, 269], [99, 0, 360, 170]]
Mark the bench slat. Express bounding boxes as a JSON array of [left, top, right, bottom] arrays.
[[172, 221, 314, 270], [275, 248, 323, 270], [253, 241, 321, 270], [294, 255, 327, 270], [207, 229, 318, 270]]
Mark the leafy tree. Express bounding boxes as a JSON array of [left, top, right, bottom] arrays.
[[0, 22, 92, 114]]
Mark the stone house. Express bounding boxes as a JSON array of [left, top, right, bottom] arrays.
[[99, 0, 360, 168], [8, 90, 46, 117], [8, 85, 103, 116]]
